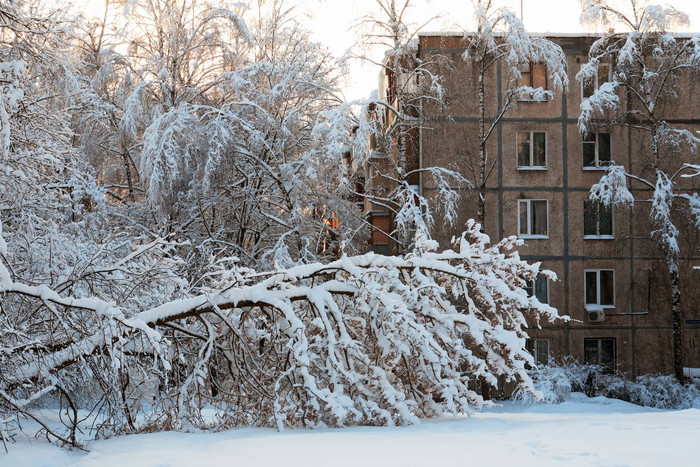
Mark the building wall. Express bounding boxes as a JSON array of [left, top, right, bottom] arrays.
[[417, 34, 700, 377]]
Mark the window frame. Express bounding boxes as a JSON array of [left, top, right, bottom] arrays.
[[582, 132, 612, 170], [525, 274, 550, 305], [517, 63, 549, 102], [516, 131, 548, 170], [369, 214, 391, 255], [583, 200, 614, 240], [518, 63, 548, 89], [584, 269, 615, 309], [581, 63, 611, 100], [584, 337, 616, 372], [518, 199, 549, 239], [526, 338, 550, 367]]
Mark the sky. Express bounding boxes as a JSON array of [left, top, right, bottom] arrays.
[[73, 0, 700, 101]]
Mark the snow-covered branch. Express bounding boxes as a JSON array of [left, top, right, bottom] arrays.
[[0, 221, 562, 440]]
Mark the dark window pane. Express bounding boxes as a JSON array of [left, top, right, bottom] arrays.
[[370, 244, 389, 255], [598, 133, 611, 163], [600, 270, 614, 305], [532, 64, 547, 89], [535, 276, 548, 304], [600, 338, 616, 370], [526, 339, 534, 354], [584, 338, 616, 370], [584, 339, 599, 364], [585, 271, 598, 304], [519, 201, 528, 235], [599, 204, 613, 235], [535, 339, 549, 365], [583, 141, 596, 167], [598, 65, 610, 88], [584, 201, 597, 236], [517, 132, 530, 166], [533, 132, 546, 166], [583, 78, 595, 98], [532, 200, 547, 235]]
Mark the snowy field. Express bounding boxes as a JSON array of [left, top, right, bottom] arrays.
[[4, 393, 700, 467]]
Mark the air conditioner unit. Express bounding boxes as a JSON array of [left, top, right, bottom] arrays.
[[587, 309, 606, 323]]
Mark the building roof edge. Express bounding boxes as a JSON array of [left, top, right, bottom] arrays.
[[418, 31, 699, 38]]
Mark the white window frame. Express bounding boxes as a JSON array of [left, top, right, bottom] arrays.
[[582, 132, 613, 170], [518, 199, 549, 239], [583, 201, 615, 240], [581, 63, 611, 100], [516, 131, 548, 170], [584, 269, 615, 309], [525, 275, 550, 305]]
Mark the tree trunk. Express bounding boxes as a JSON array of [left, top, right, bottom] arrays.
[[477, 64, 486, 230], [667, 257, 684, 382], [122, 149, 135, 202]]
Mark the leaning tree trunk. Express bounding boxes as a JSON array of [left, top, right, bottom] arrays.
[[652, 132, 684, 383]]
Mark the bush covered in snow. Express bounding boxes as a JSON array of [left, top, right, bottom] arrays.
[[520, 361, 700, 409]]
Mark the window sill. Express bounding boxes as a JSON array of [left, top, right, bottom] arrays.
[[519, 234, 549, 239], [584, 235, 615, 240], [586, 304, 615, 310], [516, 97, 549, 103], [517, 166, 548, 171], [582, 166, 610, 171]]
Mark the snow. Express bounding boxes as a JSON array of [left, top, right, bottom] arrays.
[[589, 165, 635, 208], [4, 395, 700, 466]]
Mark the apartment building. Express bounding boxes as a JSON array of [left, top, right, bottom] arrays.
[[367, 33, 700, 377]]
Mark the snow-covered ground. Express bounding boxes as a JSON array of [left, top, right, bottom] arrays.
[[5, 393, 699, 467]]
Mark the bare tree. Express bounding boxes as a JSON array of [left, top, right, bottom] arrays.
[[578, 0, 700, 382], [463, 0, 568, 227], [355, 0, 466, 252]]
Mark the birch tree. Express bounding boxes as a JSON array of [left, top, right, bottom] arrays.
[[578, 0, 700, 382], [356, 0, 466, 251], [1, 220, 562, 447], [463, 0, 568, 227], [70, 0, 361, 272], [71, 0, 143, 202]]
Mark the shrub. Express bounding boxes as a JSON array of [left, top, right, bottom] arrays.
[[518, 360, 700, 409]]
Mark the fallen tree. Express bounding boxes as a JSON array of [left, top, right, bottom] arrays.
[[0, 221, 562, 448]]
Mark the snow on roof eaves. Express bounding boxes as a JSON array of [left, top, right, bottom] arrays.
[[418, 31, 699, 38], [419, 31, 601, 37]]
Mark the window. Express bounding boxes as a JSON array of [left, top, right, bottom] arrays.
[[584, 338, 616, 372], [518, 200, 548, 238], [517, 131, 547, 169], [582, 64, 610, 99], [584, 201, 613, 238], [525, 274, 549, 304], [582, 132, 611, 168], [585, 269, 615, 308], [518, 63, 548, 89], [369, 215, 390, 255], [526, 339, 550, 366]]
